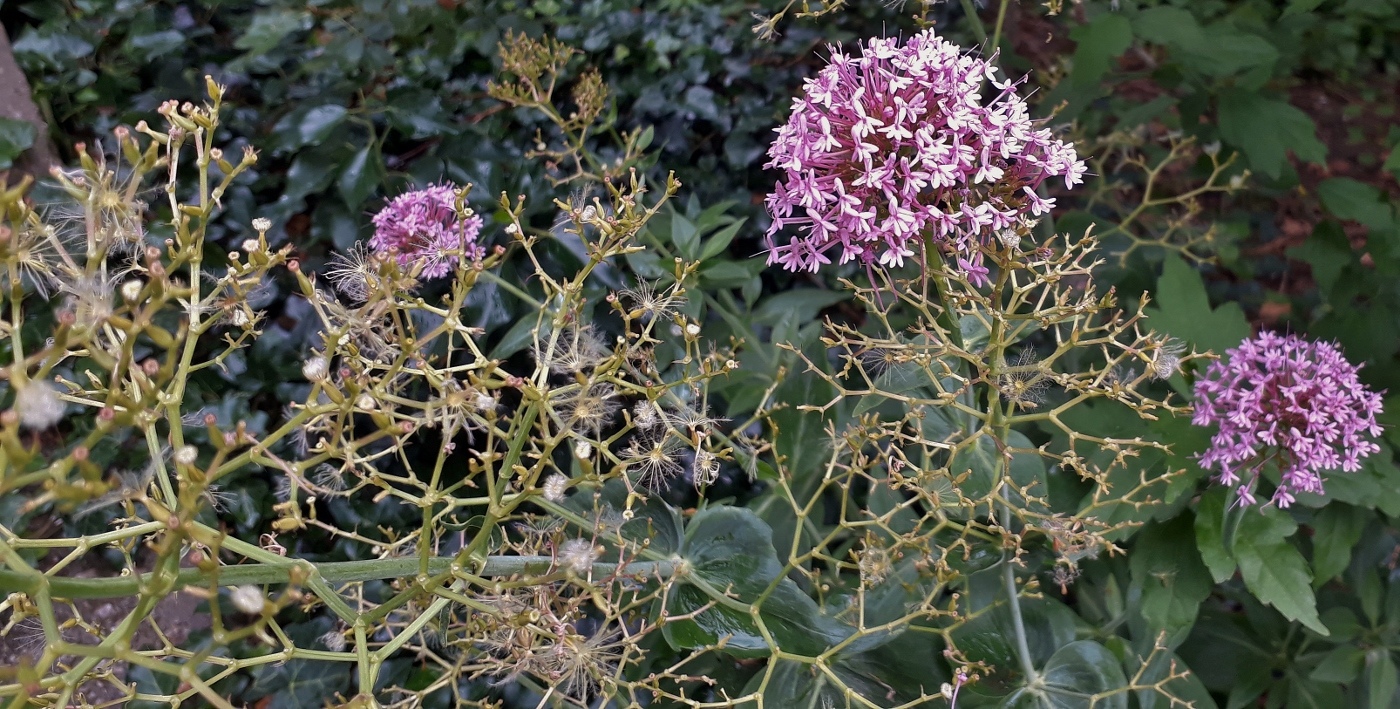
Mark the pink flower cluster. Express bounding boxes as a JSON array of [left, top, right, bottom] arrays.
[[370, 184, 483, 280], [1192, 332, 1385, 507], [763, 30, 1086, 280]]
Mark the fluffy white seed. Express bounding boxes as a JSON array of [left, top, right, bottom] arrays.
[[558, 539, 598, 574], [229, 585, 264, 614], [543, 474, 568, 502], [302, 356, 329, 382], [13, 380, 65, 430]]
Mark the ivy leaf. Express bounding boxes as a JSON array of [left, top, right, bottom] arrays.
[[296, 105, 349, 147], [337, 145, 383, 209], [1145, 254, 1249, 356], [561, 480, 684, 558], [1282, 0, 1328, 16], [1234, 535, 1328, 636], [1003, 641, 1129, 709], [0, 117, 36, 170], [664, 506, 849, 657], [1217, 91, 1327, 179], [233, 9, 307, 56]]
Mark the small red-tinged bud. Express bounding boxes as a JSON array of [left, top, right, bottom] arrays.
[[74, 142, 87, 154], [506, 376, 523, 388], [223, 432, 236, 447], [164, 238, 174, 247], [57, 311, 75, 326], [605, 293, 617, 303], [0, 226, 10, 242], [114, 125, 129, 139], [145, 246, 162, 262], [72, 446, 89, 462], [493, 244, 506, 255], [338, 367, 352, 379], [204, 413, 217, 426], [142, 359, 160, 376], [0, 410, 16, 427], [288, 260, 300, 272], [398, 421, 415, 434]]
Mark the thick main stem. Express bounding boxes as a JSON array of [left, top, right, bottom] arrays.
[[0, 555, 683, 600]]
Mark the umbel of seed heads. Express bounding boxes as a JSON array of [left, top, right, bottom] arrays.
[[762, 29, 1085, 283], [1192, 332, 1384, 507], [369, 183, 484, 280]]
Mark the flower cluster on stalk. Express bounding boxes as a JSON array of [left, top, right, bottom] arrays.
[[369, 183, 483, 279], [762, 29, 1085, 280], [1192, 332, 1385, 507]]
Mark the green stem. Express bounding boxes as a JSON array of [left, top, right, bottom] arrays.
[[0, 555, 683, 600], [960, 0, 988, 44]]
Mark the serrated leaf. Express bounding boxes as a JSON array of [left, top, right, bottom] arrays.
[[1131, 517, 1212, 636], [1317, 178, 1395, 229], [1235, 537, 1327, 636], [1069, 14, 1132, 87], [1194, 488, 1236, 583], [1145, 254, 1249, 356], [1217, 91, 1327, 179], [1310, 503, 1368, 586]]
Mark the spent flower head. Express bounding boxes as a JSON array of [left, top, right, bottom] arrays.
[[763, 29, 1084, 277], [1192, 332, 1384, 507], [370, 184, 484, 280]]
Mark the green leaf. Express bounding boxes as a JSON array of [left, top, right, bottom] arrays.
[[489, 315, 540, 359], [1145, 254, 1249, 356], [297, 105, 349, 147], [1317, 178, 1396, 229], [1194, 488, 1236, 583], [1368, 650, 1398, 709], [1069, 14, 1132, 87], [1283, 0, 1328, 16], [561, 480, 684, 557], [234, 9, 307, 55], [1235, 535, 1328, 636], [699, 219, 745, 261], [1217, 91, 1327, 179], [1309, 645, 1364, 683], [699, 259, 762, 288], [672, 213, 700, 260], [664, 507, 849, 657], [1310, 503, 1368, 586], [1004, 641, 1129, 709], [1131, 517, 1213, 637], [337, 145, 383, 209], [1288, 221, 1352, 299], [0, 117, 36, 170]]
